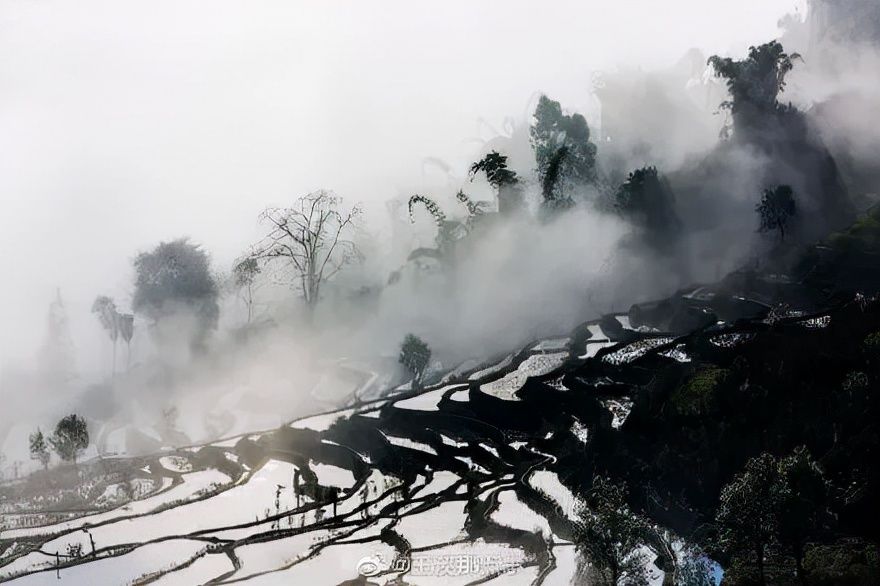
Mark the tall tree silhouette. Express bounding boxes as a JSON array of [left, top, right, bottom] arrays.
[[756, 185, 797, 242], [531, 94, 597, 202], [252, 190, 361, 317], [469, 151, 523, 214]]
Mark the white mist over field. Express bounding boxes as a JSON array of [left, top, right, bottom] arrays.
[[0, 0, 799, 366], [0, 0, 821, 465]]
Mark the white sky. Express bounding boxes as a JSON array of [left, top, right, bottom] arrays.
[[0, 0, 804, 367]]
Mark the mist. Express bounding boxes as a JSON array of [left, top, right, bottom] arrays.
[[1, 0, 838, 467]]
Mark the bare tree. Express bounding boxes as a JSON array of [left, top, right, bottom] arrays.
[[252, 190, 361, 314]]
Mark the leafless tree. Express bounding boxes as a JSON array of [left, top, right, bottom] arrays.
[[252, 190, 361, 313]]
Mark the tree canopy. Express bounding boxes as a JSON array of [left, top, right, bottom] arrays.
[[469, 151, 519, 189], [530, 94, 598, 203], [48, 414, 89, 465], [469, 151, 523, 215], [399, 334, 431, 391], [613, 166, 682, 250], [29, 428, 50, 470], [92, 295, 127, 375], [133, 238, 219, 349], [541, 145, 575, 211], [232, 256, 262, 324], [574, 476, 649, 586], [708, 41, 800, 134], [716, 448, 828, 585], [756, 185, 797, 242], [91, 296, 119, 342]]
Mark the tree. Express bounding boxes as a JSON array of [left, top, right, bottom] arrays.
[[614, 166, 682, 250], [469, 151, 523, 214], [132, 238, 219, 351], [756, 185, 797, 242], [49, 414, 89, 465], [408, 194, 446, 226], [252, 190, 361, 315], [707, 41, 852, 236], [29, 429, 50, 470], [541, 145, 575, 211], [91, 295, 120, 376], [232, 256, 262, 324], [407, 193, 472, 256], [469, 151, 518, 188], [574, 476, 649, 586], [117, 313, 134, 369], [675, 550, 717, 586], [455, 190, 489, 228], [409, 194, 450, 248], [716, 449, 828, 585], [399, 334, 431, 391], [39, 289, 76, 386], [91, 296, 135, 373], [530, 94, 598, 201], [708, 41, 800, 134], [774, 447, 828, 586], [716, 453, 779, 585]]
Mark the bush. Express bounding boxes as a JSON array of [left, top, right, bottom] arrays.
[[803, 541, 880, 586], [670, 368, 730, 417], [862, 331, 880, 353], [827, 208, 880, 253]]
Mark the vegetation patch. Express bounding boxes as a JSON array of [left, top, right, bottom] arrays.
[[669, 367, 730, 417], [827, 206, 880, 253]]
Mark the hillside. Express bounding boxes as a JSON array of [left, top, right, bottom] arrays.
[[3, 209, 880, 585]]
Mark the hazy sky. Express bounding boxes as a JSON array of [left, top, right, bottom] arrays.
[[0, 0, 803, 369]]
